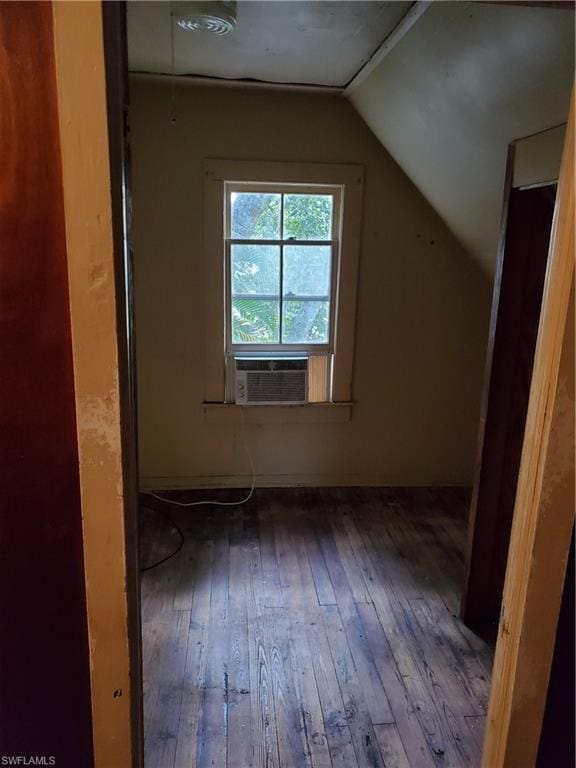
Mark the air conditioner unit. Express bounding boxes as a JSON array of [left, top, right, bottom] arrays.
[[234, 357, 308, 405]]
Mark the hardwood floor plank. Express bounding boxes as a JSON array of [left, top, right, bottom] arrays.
[[441, 702, 480, 767], [326, 490, 371, 604], [385, 492, 462, 612], [247, 536, 281, 768], [305, 611, 351, 740], [356, 602, 436, 768], [297, 491, 337, 607], [322, 604, 386, 768], [273, 498, 318, 611], [197, 525, 230, 768], [288, 611, 332, 768], [324, 724, 359, 768], [144, 610, 190, 768], [400, 600, 480, 718], [463, 715, 486, 752], [350, 536, 467, 766], [409, 598, 490, 714], [140, 488, 493, 768], [227, 541, 253, 768], [360, 497, 493, 685], [303, 531, 337, 606], [258, 500, 285, 609], [290, 491, 332, 610], [376, 502, 492, 674], [173, 538, 198, 612], [174, 539, 214, 768], [268, 610, 313, 768], [349, 491, 422, 602], [141, 545, 184, 623], [373, 723, 411, 768], [315, 496, 394, 727], [273, 494, 334, 768]]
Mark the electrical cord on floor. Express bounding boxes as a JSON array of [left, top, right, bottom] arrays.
[[139, 407, 255, 571], [139, 504, 185, 572], [147, 407, 256, 508]]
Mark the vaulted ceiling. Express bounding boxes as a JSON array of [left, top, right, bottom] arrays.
[[348, 1, 574, 272], [127, 1, 574, 273]]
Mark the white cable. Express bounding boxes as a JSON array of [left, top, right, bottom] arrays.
[[147, 407, 256, 507]]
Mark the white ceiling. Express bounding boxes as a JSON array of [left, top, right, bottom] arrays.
[[349, 1, 574, 272], [128, 1, 574, 271], [127, 1, 412, 87]]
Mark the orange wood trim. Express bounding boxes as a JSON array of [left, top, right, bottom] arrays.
[[482, 88, 575, 768], [52, 3, 134, 765]]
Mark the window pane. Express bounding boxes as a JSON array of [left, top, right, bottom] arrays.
[[231, 298, 279, 344], [230, 192, 281, 239], [231, 245, 280, 295], [283, 245, 331, 298], [283, 194, 333, 241], [282, 300, 329, 344]]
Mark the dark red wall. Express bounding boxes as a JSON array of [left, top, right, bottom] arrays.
[[0, 3, 94, 765]]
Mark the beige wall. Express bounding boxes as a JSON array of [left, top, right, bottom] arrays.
[[130, 79, 491, 489], [513, 124, 566, 189]]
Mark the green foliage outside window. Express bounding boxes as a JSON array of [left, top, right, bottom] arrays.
[[230, 192, 333, 345]]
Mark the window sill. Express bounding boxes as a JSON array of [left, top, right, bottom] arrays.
[[203, 402, 352, 424]]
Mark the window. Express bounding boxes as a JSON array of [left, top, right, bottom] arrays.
[[226, 185, 340, 352], [204, 160, 363, 414]]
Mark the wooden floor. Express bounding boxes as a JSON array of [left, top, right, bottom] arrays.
[[140, 487, 493, 768]]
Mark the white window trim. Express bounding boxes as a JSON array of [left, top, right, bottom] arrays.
[[204, 159, 363, 405]]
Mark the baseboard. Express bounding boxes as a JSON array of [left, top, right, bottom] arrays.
[[138, 474, 471, 491]]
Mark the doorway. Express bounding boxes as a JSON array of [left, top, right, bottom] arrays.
[[126, 2, 499, 759], [5, 3, 572, 766], [104, 3, 574, 767], [462, 179, 558, 641]]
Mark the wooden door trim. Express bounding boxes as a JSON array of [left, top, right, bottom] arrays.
[[101, 2, 144, 765], [49, 2, 573, 763], [52, 3, 134, 765], [461, 142, 515, 628], [482, 89, 575, 767]]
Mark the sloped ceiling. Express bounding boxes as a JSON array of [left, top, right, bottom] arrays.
[[347, 1, 574, 273], [127, 1, 573, 272]]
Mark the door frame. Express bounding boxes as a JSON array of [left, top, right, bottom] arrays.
[[52, 2, 142, 766], [55, 1, 574, 761], [461, 141, 516, 634], [462, 150, 560, 638], [481, 90, 575, 766], [101, 1, 144, 764]]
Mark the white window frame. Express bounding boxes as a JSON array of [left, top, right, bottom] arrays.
[[225, 181, 341, 355], [204, 159, 363, 404]]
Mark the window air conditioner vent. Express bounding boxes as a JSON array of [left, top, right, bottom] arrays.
[[234, 357, 308, 404]]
